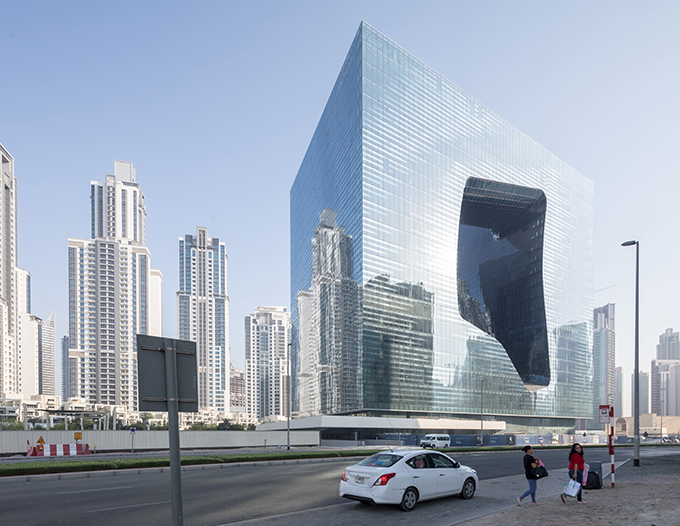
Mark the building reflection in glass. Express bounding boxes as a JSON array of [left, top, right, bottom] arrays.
[[296, 209, 362, 415], [363, 274, 434, 411], [457, 177, 550, 390]]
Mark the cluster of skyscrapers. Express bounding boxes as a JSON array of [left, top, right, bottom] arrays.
[[3, 22, 679, 432]]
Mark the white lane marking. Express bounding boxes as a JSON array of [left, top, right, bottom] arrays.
[[213, 502, 354, 525], [83, 500, 170, 513], [58, 485, 134, 495]]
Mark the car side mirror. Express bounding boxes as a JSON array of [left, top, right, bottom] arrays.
[[454, 461, 460, 468]]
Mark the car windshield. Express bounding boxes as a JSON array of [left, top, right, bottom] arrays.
[[358, 453, 403, 467]]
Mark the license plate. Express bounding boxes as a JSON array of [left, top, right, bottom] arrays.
[[355, 476, 366, 484]]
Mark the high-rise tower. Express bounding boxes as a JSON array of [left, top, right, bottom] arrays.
[[177, 227, 229, 412], [39, 312, 56, 395], [245, 306, 290, 422], [290, 22, 594, 428], [591, 304, 615, 427], [0, 143, 18, 396], [67, 161, 162, 410]]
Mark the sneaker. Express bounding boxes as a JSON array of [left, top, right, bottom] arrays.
[[560, 494, 566, 504], [517, 497, 522, 506], [578, 500, 587, 504], [532, 502, 540, 506]]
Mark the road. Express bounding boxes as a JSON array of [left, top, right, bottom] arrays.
[[0, 447, 646, 526]]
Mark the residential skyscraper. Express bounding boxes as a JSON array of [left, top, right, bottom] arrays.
[[245, 306, 290, 422], [591, 304, 615, 427], [639, 371, 650, 414], [68, 160, 163, 410], [669, 364, 680, 416], [657, 328, 679, 360], [615, 366, 624, 418], [0, 144, 18, 396], [16, 269, 40, 397], [651, 361, 679, 416], [61, 336, 69, 400], [39, 312, 56, 395], [177, 227, 229, 412], [229, 363, 245, 410], [290, 22, 594, 429]]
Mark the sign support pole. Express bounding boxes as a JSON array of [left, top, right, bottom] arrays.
[[609, 406, 615, 487], [165, 342, 184, 526]]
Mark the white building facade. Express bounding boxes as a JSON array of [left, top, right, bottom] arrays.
[[67, 160, 163, 411], [0, 144, 18, 397], [591, 304, 615, 427], [177, 227, 229, 412], [245, 306, 290, 422], [39, 312, 56, 395]]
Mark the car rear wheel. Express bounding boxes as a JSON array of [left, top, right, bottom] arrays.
[[400, 487, 419, 511], [460, 478, 476, 499]]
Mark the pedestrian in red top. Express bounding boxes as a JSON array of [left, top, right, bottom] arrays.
[[561, 443, 586, 503]]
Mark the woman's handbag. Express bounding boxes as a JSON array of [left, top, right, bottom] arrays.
[[563, 479, 582, 498], [533, 465, 549, 478], [532, 458, 549, 479]]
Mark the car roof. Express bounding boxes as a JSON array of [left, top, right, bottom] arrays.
[[385, 448, 451, 457]]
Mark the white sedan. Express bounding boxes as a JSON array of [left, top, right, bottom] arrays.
[[339, 449, 478, 511]]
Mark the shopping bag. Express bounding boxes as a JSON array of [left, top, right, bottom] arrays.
[[563, 479, 581, 498], [582, 463, 589, 482]]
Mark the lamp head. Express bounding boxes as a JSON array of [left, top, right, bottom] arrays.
[[621, 240, 637, 247]]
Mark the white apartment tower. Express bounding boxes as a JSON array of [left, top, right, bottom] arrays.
[[16, 268, 39, 397], [39, 312, 56, 395], [1, 143, 45, 399], [245, 306, 290, 422], [0, 144, 17, 396], [61, 336, 69, 400], [591, 304, 615, 427], [68, 161, 163, 410], [177, 227, 229, 412]]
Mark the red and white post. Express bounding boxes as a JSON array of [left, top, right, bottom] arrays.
[[600, 404, 615, 488]]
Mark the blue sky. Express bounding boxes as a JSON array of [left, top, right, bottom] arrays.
[[2, 1, 679, 415]]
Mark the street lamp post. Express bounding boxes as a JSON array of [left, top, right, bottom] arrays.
[[622, 240, 640, 467]]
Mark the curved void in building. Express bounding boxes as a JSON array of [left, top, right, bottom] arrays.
[[457, 177, 550, 390]]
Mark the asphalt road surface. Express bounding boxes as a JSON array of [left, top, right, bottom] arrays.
[[0, 447, 640, 526]]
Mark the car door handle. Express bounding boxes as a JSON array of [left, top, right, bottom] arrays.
[[439, 473, 446, 476], [413, 475, 420, 479]]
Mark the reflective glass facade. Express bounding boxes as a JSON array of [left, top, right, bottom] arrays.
[[291, 22, 594, 425]]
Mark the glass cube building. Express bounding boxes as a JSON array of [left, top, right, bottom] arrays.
[[291, 22, 594, 431]]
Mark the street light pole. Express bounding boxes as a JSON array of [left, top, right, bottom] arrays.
[[287, 341, 291, 451], [622, 240, 640, 467]]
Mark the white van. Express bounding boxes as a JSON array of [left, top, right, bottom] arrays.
[[420, 434, 451, 448]]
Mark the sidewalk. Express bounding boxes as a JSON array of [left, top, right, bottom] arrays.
[[460, 454, 680, 526]]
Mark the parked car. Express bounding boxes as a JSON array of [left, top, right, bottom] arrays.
[[419, 434, 451, 448], [339, 449, 478, 511]]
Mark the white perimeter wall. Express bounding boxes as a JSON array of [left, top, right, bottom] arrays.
[[1, 430, 319, 455]]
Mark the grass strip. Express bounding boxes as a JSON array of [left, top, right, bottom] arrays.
[[0, 449, 379, 477]]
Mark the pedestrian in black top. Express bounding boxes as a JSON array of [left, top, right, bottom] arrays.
[[517, 445, 540, 505]]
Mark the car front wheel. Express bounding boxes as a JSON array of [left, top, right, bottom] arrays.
[[400, 487, 419, 511], [460, 478, 476, 499]]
